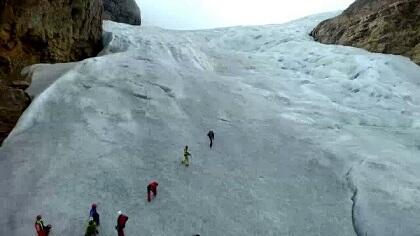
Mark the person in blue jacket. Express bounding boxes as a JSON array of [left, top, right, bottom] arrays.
[[89, 203, 100, 226]]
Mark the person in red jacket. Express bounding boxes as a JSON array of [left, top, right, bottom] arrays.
[[34, 215, 51, 236], [115, 211, 128, 236], [147, 181, 159, 202]]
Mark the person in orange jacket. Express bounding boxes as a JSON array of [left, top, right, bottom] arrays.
[[34, 215, 51, 236], [147, 180, 159, 202]]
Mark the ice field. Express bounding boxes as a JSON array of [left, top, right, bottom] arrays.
[[1, 12, 420, 235]]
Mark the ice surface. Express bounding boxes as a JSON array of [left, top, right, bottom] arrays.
[[24, 63, 77, 98], [1, 12, 420, 235]]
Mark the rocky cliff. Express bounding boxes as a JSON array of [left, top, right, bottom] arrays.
[[103, 0, 141, 25], [0, 0, 103, 144], [0, 0, 103, 81], [0, 83, 30, 144], [311, 0, 420, 65]]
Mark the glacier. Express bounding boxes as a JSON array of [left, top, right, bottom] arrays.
[[1, 12, 420, 235]]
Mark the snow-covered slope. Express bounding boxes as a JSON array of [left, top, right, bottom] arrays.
[[1, 13, 420, 235]]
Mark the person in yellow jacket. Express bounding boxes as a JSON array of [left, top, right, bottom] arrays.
[[181, 146, 191, 167], [85, 217, 98, 236]]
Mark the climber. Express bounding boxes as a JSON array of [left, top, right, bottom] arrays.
[[34, 215, 51, 236], [181, 145, 191, 166], [207, 130, 215, 148], [115, 211, 129, 236], [89, 203, 100, 226], [85, 217, 99, 236], [147, 180, 159, 202]]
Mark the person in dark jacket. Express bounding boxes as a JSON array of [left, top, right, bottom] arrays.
[[34, 215, 51, 236], [147, 181, 159, 202], [85, 217, 98, 236], [116, 211, 128, 236], [89, 203, 100, 226], [207, 130, 215, 148]]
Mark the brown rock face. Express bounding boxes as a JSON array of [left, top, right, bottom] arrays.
[[0, 0, 104, 144], [0, 84, 30, 145], [0, 0, 103, 81], [311, 0, 420, 65], [103, 0, 141, 25]]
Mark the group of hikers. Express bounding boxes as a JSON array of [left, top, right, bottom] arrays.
[[35, 131, 215, 236], [35, 203, 129, 236]]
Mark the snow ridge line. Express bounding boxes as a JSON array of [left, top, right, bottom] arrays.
[[345, 167, 363, 236]]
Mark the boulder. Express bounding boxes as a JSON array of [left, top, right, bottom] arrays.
[[103, 0, 141, 25]]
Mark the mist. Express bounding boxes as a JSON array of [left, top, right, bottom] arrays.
[[136, 0, 354, 30]]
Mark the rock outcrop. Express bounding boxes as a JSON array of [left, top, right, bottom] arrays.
[[0, 84, 30, 145], [0, 0, 103, 81], [0, 0, 103, 144], [103, 0, 141, 25], [311, 0, 420, 65]]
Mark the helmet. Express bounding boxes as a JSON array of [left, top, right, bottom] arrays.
[[91, 203, 97, 208], [118, 210, 122, 215]]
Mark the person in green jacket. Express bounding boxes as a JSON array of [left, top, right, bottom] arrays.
[[85, 217, 98, 236], [181, 145, 191, 167]]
